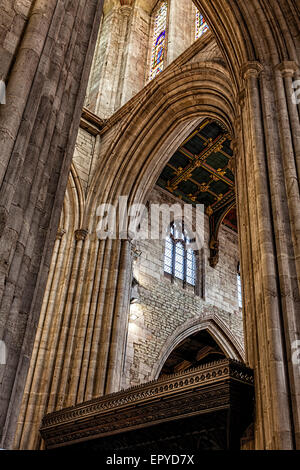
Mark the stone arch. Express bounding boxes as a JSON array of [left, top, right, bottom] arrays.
[[151, 315, 244, 380], [85, 61, 235, 224]]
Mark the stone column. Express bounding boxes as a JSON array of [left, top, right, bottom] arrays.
[[105, 238, 133, 393], [53, 228, 89, 409], [167, 0, 195, 66], [13, 227, 67, 450], [0, 0, 104, 449], [92, 238, 132, 396], [274, 61, 300, 287], [116, 3, 151, 107], [238, 61, 300, 449]]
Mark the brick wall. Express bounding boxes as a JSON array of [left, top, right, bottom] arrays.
[[123, 186, 243, 387]]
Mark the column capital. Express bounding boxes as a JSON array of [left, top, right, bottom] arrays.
[[75, 229, 89, 242], [240, 61, 264, 80], [275, 61, 299, 77], [56, 228, 66, 240]]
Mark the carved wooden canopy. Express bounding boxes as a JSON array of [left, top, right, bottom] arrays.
[[40, 359, 254, 450]]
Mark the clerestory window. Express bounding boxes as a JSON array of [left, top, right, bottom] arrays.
[[237, 262, 243, 308], [164, 221, 197, 287], [149, 1, 168, 80], [195, 8, 209, 40]]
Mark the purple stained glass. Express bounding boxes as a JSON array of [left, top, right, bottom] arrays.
[[150, 2, 168, 80]]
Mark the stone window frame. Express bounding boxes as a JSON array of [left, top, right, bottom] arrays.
[[147, 0, 170, 82], [163, 220, 200, 295], [237, 261, 243, 309]]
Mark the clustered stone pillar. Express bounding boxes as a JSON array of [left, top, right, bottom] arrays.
[[0, 0, 104, 449], [14, 226, 133, 449], [236, 61, 300, 449]]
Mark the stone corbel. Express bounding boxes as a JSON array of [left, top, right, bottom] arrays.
[[207, 199, 236, 269], [130, 240, 142, 262], [209, 235, 219, 269], [238, 89, 246, 109], [228, 137, 239, 174]]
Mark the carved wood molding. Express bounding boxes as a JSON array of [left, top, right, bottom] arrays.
[[40, 359, 254, 448]]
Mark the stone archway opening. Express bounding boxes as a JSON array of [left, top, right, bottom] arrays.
[[126, 113, 244, 392], [158, 329, 227, 378]]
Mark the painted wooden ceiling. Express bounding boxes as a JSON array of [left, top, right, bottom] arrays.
[[159, 330, 225, 376], [156, 118, 237, 232]]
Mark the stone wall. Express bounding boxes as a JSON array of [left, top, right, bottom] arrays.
[[123, 186, 243, 387], [0, 0, 33, 79], [0, 0, 105, 449], [85, 0, 200, 118], [72, 128, 96, 193]]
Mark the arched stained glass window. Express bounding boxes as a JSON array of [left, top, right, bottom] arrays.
[[150, 1, 168, 80], [164, 221, 197, 287], [195, 9, 209, 40]]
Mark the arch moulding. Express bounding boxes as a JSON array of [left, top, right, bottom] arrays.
[[151, 315, 245, 381]]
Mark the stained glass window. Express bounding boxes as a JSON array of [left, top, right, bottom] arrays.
[[164, 221, 197, 287], [195, 9, 209, 40], [150, 1, 168, 80]]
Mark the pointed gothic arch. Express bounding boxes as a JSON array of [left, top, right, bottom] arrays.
[[85, 60, 235, 220], [151, 316, 244, 380]]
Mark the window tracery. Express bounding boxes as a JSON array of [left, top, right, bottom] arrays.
[[195, 9, 209, 40], [237, 262, 243, 308], [164, 221, 197, 287]]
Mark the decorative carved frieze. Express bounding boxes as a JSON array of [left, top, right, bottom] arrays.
[[56, 228, 66, 240], [40, 359, 254, 449]]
